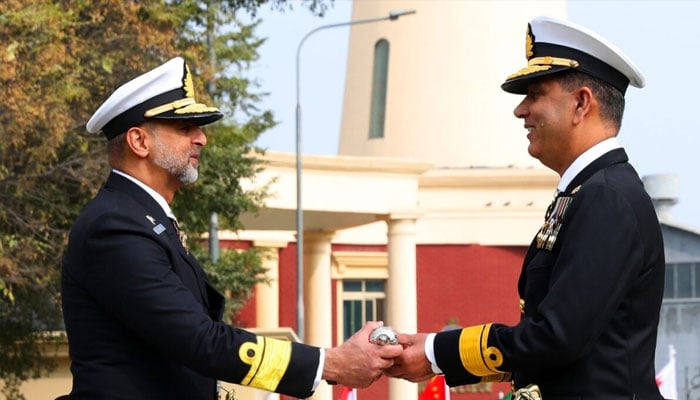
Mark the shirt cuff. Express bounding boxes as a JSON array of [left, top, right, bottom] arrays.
[[425, 333, 443, 374], [313, 347, 325, 390]]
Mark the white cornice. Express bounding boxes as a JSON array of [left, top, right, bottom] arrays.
[[261, 151, 434, 175], [419, 167, 558, 189]]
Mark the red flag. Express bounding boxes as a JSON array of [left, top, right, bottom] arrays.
[[419, 375, 449, 400], [338, 386, 357, 400]]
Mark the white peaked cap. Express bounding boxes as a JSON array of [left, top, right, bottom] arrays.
[[87, 57, 222, 139], [502, 16, 645, 95]]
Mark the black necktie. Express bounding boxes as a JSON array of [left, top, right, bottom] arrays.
[[170, 218, 188, 252]]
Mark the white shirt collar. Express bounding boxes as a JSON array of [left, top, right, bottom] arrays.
[[111, 169, 177, 220], [558, 137, 621, 193]]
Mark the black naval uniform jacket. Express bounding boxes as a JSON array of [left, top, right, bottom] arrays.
[[433, 149, 665, 399], [62, 172, 319, 400]]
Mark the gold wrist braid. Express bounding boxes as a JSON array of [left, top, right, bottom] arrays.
[[458, 324, 505, 376], [239, 337, 292, 392]]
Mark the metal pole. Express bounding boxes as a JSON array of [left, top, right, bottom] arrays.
[[294, 9, 416, 344], [209, 212, 219, 262], [206, 1, 220, 264]]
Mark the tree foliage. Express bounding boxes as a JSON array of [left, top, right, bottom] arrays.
[[0, 0, 331, 397]]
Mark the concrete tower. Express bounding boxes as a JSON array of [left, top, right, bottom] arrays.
[[338, 0, 567, 168]]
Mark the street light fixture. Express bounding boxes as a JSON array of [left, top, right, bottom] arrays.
[[294, 9, 416, 342]]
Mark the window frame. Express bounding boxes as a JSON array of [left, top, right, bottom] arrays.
[[664, 261, 700, 301], [331, 251, 388, 343]]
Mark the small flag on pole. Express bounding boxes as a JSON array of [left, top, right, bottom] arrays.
[[338, 386, 357, 400], [419, 375, 449, 400], [655, 344, 678, 399]]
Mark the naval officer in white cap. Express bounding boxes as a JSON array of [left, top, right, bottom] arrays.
[[386, 16, 665, 400], [61, 57, 402, 399]]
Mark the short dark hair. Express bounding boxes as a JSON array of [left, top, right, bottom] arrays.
[[558, 70, 625, 131], [107, 132, 127, 167]]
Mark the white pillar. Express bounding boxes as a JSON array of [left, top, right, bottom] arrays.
[[253, 241, 286, 329], [304, 231, 335, 400], [386, 215, 419, 400], [252, 241, 286, 400]]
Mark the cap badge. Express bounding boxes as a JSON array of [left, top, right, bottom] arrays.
[[525, 23, 534, 59], [183, 63, 196, 99], [174, 64, 219, 116], [142, 62, 219, 118]]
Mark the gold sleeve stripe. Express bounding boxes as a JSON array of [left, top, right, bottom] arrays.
[[480, 372, 511, 383], [239, 337, 292, 392], [458, 324, 505, 376]]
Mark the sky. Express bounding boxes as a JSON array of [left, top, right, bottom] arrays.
[[248, 0, 700, 229]]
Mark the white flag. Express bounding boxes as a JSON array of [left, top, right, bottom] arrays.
[[656, 344, 678, 399]]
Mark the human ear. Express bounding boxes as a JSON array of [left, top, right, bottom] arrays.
[[125, 126, 150, 159], [572, 87, 593, 124]]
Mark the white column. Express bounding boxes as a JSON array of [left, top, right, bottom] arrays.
[[304, 231, 335, 400], [386, 215, 419, 400], [253, 241, 286, 400], [253, 241, 286, 329]]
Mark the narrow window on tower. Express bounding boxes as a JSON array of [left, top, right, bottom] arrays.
[[369, 39, 390, 139]]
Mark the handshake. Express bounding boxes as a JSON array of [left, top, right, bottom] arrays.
[[321, 321, 436, 388]]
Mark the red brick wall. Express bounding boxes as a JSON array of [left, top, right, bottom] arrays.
[[416, 244, 524, 331], [278, 243, 298, 330], [413, 244, 525, 400]]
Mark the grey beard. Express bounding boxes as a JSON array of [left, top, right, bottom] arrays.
[[152, 141, 199, 185]]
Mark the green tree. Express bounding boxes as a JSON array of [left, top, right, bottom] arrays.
[[0, 0, 331, 397]]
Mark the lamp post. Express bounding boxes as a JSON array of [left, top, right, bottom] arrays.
[[295, 9, 416, 343]]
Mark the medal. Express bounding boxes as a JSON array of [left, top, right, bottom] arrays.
[[536, 195, 573, 250]]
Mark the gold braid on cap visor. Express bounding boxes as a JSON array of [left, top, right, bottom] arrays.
[[506, 56, 580, 80], [144, 97, 219, 118]]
